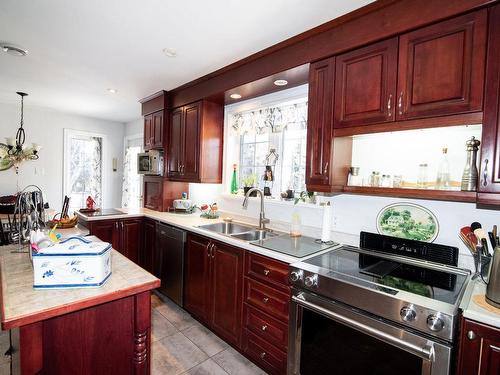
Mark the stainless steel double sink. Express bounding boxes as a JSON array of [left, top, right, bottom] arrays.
[[197, 222, 283, 242]]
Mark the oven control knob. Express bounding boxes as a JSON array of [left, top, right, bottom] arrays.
[[289, 270, 303, 283], [304, 274, 318, 288], [426, 315, 444, 332], [400, 306, 416, 322]]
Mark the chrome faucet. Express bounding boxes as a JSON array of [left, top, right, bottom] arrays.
[[242, 188, 269, 230]]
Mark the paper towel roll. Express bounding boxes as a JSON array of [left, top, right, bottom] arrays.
[[321, 202, 333, 242]]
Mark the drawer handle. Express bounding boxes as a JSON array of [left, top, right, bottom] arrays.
[[261, 324, 268, 331], [263, 269, 270, 276], [260, 352, 266, 359], [262, 297, 269, 304]]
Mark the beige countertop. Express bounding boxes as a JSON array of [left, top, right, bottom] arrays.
[[77, 207, 340, 264], [0, 235, 160, 330], [461, 278, 500, 329]]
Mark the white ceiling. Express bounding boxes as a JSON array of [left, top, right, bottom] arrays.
[[0, 0, 373, 123]]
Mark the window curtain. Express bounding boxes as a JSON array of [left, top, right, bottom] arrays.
[[229, 101, 308, 136]]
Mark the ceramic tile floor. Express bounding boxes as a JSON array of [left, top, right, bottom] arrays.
[[151, 293, 267, 375]]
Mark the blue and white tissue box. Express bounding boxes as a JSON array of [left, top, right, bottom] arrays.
[[32, 236, 112, 289]]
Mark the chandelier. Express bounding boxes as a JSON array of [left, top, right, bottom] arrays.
[[0, 92, 41, 174]]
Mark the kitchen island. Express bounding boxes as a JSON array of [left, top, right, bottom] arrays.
[[0, 238, 160, 375]]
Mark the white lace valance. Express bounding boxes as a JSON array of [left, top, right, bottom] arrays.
[[229, 101, 308, 135]]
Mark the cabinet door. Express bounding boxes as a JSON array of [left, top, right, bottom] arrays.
[[305, 57, 335, 189], [89, 220, 121, 253], [184, 234, 211, 324], [143, 176, 163, 211], [167, 108, 184, 178], [334, 38, 398, 128], [152, 110, 164, 149], [458, 319, 500, 375], [397, 10, 486, 120], [478, 4, 500, 202], [182, 102, 201, 181], [141, 219, 156, 273], [210, 241, 244, 347], [120, 219, 143, 264], [144, 114, 153, 150]]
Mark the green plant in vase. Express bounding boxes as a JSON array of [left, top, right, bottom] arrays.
[[242, 174, 258, 197]]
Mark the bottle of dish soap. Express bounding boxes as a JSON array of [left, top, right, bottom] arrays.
[[230, 164, 238, 194]]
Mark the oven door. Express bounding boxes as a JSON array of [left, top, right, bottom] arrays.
[[288, 289, 452, 375]]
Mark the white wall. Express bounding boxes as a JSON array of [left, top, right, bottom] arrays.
[[125, 118, 143, 136], [0, 102, 125, 211]]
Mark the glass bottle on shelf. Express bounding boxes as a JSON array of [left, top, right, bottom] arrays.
[[370, 171, 381, 187], [230, 164, 238, 194], [381, 174, 391, 187], [435, 148, 451, 190], [417, 164, 428, 189]]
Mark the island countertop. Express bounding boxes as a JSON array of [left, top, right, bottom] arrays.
[[0, 237, 160, 330]]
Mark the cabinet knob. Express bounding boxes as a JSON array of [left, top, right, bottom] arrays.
[[260, 352, 266, 359], [263, 269, 270, 276], [467, 330, 476, 340], [323, 162, 329, 175], [262, 297, 269, 304], [261, 324, 268, 331]]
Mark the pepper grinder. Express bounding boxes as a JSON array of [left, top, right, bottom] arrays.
[[461, 136, 481, 191]]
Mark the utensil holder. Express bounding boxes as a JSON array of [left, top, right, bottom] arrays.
[[473, 249, 492, 280]]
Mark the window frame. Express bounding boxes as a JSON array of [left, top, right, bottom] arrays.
[[223, 84, 309, 197], [63, 128, 108, 211], [122, 133, 144, 208]]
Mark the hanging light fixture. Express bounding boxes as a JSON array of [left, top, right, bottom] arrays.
[[0, 92, 41, 174]]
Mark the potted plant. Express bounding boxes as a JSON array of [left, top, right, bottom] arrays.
[[242, 174, 258, 197]]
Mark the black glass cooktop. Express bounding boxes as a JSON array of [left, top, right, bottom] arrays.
[[304, 246, 468, 305], [83, 209, 124, 217]]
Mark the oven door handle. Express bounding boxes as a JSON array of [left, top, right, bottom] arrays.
[[292, 294, 435, 362]]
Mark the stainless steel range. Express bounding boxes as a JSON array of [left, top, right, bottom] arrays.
[[288, 232, 471, 375]]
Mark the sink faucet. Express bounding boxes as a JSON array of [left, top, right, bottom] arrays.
[[242, 188, 269, 230]]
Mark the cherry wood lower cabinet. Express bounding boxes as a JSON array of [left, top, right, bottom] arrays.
[[12, 291, 152, 375], [243, 252, 290, 375], [457, 318, 500, 375], [140, 218, 157, 274], [184, 234, 244, 347], [86, 218, 143, 263]]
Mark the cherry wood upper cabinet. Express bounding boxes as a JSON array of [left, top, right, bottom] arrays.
[[457, 318, 500, 375], [397, 10, 487, 120], [151, 110, 164, 149], [334, 38, 398, 128], [167, 108, 184, 179], [478, 4, 500, 205], [143, 114, 153, 150], [167, 100, 223, 183], [305, 57, 335, 190]]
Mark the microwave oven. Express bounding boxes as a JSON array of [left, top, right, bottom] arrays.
[[137, 150, 164, 176]]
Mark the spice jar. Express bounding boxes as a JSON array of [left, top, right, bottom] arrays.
[[381, 174, 391, 187], [417, 164, 428, 189]]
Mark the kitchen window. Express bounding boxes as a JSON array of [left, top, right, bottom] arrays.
[[122, 135, 143, 208], [226, 85, 308, 198], [63, 129, 105, 212]]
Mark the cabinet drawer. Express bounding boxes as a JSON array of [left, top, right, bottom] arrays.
[[244, 303, 288, 350], [245, 278, 289, 321], [244, 329, 287, 375], [246, 252, 289, 291]]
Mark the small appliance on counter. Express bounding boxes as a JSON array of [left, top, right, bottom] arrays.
[[172, 192, 193, 211], [137, 150, 164, 176], [486, 246, 500, 308]]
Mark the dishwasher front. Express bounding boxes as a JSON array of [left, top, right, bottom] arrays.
[[155, 223, 186, 307]]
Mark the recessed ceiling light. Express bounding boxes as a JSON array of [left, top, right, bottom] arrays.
[[1, 44, 28, 57], [163, 48, 177, 57], [107, 88, 117, 94], [230, 93, 242, 99], [273, 79, 288, 86]]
